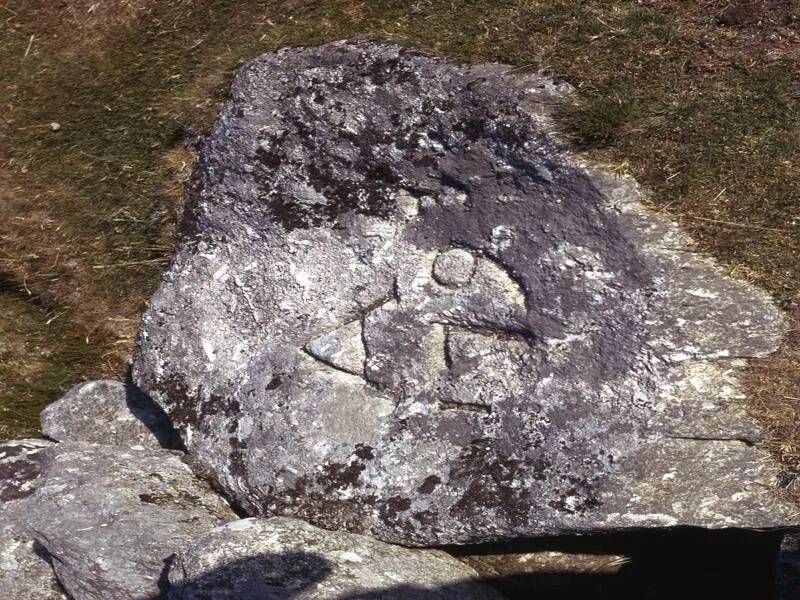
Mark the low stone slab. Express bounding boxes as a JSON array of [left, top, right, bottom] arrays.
[[25, 442, 236, 599], [169, 517, 502, 599], [0, 439, 65, 600], [133, 39, 797, 545], [40, 379, 182, 449]]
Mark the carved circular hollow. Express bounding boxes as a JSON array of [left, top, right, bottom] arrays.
[[432, 248, 476, 287]]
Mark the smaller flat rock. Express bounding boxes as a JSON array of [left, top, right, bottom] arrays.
[[25, 442, 236, 600], [0, 506, 65, 600], [0, 439, 64, 600], [40, 379, 182, 449], [169, 517, 503, 599]]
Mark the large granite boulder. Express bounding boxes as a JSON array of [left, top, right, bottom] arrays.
[[0, 439, 65, 600], [40, 379, 183, 449], [133, 39, 797, 545], [169, 517, 502, 599], [24, 442, 236, 599]]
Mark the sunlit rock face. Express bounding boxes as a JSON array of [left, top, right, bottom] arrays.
[[133, 39, 796, 545]]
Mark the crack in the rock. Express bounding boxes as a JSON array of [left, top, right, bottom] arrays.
[[299, 347, 365, 381], [666, 435, 756, 447], [439, 399, 492, 414]]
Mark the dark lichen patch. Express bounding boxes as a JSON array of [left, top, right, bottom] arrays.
[[138, 487, 204, 508], [262, 473, 379, 534], [0, 444, 48, 502], [227, 434, 249, 481], [418, 474, 441, 494], [447, 439, 531, 526], [354, 444, 375, 460], [138, 492, 166, 505], [548, 484, 603, 515], [319, 460, 367, 493], [150, 371, 199, 431], [265, 376, 283, 391], [378, 495, 412, 523]]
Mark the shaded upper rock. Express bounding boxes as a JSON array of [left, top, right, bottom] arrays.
[[24, 442, 236, 599], [40, 379, 182, 449], [0, 439, 65, 600], [168, 516, 503, 599], [132, 39, 797, 545]]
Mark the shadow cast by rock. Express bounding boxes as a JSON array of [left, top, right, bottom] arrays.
[[147, 528, 786, 599], [448, 526, 785, 599], [125, 368, 185, 451]]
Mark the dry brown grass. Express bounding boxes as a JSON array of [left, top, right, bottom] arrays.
[[747, 306, 800, 490], [0, 1, 797, 488]]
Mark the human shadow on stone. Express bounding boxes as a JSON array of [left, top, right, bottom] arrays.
[[161, 551, 333, 599], [31, 540, 72, 598], [124, 367, 185, 451]]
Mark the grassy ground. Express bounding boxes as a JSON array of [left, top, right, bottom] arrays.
[[0, 1, 797, 478]]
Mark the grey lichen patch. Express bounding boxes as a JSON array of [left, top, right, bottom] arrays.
[[133, 40, 797, 546]]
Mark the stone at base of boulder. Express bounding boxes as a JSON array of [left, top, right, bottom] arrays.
[[0, 510, 65, 600], [24, 442, 236, 599], [0, 439, 65, 600], [169, 517, 504, 599], [40, 379, 182, 449]]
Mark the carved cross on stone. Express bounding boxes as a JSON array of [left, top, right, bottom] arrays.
[[304, 246, 534, 411]]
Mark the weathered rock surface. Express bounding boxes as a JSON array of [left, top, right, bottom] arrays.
[[40, 379, 182, 449], [133, 39, 797, 545], [24, 442, 235, 599], [169, 516, 502, 599], [0, 439, 65, 600]]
